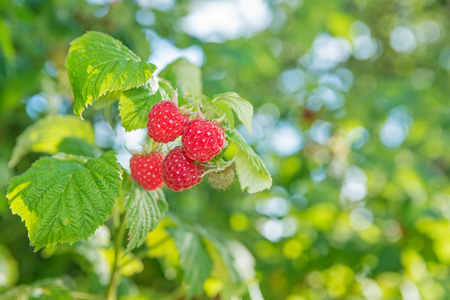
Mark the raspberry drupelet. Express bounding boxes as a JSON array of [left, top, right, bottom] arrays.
[[130, 153, 164, 191], [147, 101, 189, 143], [181, 119, 226, 162], [162, 146, 204, 191]]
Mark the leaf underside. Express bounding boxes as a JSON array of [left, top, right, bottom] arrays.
[[212, 100, 235, 128], [227, 130, 272, 193], [213, 92, 253, 133], [123, 180, 168, 255]]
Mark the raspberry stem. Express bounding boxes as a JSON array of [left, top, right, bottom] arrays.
[[200, 158, 235, 177]]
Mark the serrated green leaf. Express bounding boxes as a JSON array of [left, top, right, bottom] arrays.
[[9, 115, 95, 168], [93, 90, 123, 110], [159, 58, 202, 96], [212, 101, 235, 128], [57, 137, 102, 157], [119, 82, 165, 131], [65, 31, 156, 117], [227, 130, 272, 193], [196, 228, 243, 285], [212, 92, 253, 132], [123, 179, 168, 255], [158, 78, 175, 99], [6, 151, 122, 250], [167, 227, 213, 298]]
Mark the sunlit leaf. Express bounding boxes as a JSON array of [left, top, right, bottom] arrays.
[[212, 100, 234, 128], [119, 81, 164, 132], [65, 31, 156, 117], [167, 227, 213, 298], [0, 278, 72, 300], [227, 130, 272, 193], [213, 92, 253, 132], [57, 137, 102, 158], [9, 115, 95, 168], [197, 228, 243, 285], [159, 58, 202, 96], [7, 151, 121, 250]]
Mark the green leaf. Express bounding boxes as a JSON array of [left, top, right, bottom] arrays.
[[159, 58, 202, 96], [6, 151, 122, 250], [227, 130, 272, 193], [123, 179, 168, 255], [212, 100, 235, 128], [196, 228, 243, 285], [212, 92, 253, 133], [119, 82, 165, 131], [167, 227, 213, 298], [0, 278, 72, 300], [9, 115, 95, 168], [158, 78, 175, 99], [57, 137, 102, 157], [65, 31, 156, 117], [93, 90, 123, 110]]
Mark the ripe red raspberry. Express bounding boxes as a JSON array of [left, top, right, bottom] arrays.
[[130, 153, 164, 191], [162, 146, 204, 191], [181, 119, 226, 162], [147, 101, 189, 143]]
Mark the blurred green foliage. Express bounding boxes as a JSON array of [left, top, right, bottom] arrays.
[[1, 0, 450, 299]]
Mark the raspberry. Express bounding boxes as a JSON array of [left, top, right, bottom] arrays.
[[130, 153, 164, 191], [207, 164, 235, 190], [181, 119, 226, 162], [162, 146, 204, 191], [147, 101, 189, 143]]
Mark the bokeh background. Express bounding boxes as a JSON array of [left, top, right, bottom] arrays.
[[1, 0, 450, 299]]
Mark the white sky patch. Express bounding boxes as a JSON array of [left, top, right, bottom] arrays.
[[256, 197, 291, 218], [136, 0, 175, 11], [181, 0, 272, 42], [341, 181, 367, 202], [145, 30, 204, 71], [390, 26, 417, 54], [309, 120, 333, 145], [311, 166, 327, 183], [271, 123, 304, 156], [349, 20, 379, 60], [379, 107, 412, 148], [258, 218, 284, 242], [353, 35, 378, 60], [135, 9, 155, 26], [302, 34, 352, 70], [341, 166, 368, 202], [313, 86, 345, 111], [277, 69, 306, 94]]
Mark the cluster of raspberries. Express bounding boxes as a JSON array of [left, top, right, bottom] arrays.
[[130, 100, 226, 192]]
